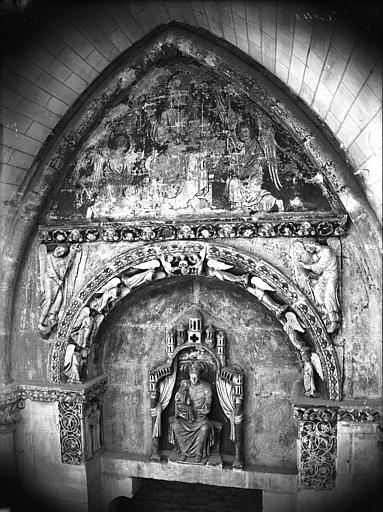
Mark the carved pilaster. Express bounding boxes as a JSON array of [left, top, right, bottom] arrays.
[[294, 407, 337, 490], [59, 399, 84, 465], [55, 376, 107, 465]]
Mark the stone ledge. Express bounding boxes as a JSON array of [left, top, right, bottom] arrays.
[[101, 451, 298, 494]]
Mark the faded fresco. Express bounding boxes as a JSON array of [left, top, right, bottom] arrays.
[[48, 61, 334, 222]]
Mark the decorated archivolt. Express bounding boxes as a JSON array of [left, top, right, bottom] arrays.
[[44, 242, 342, 400]]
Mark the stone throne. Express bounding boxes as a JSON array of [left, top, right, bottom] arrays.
[[149, 306, 244, 470]]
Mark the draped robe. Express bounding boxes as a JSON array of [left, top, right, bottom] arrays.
[[169, 379, 214, 459]]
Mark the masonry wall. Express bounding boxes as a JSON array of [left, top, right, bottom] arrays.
[[1, 1, 381, 223]]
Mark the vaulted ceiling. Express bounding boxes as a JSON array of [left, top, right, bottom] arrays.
[[0, 0, 381, 225]]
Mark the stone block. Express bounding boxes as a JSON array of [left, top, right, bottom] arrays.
[[80, 22, 119, 61], [2, 127, 41, 156], [329, 84, 356, 124], [263, 490, 296, 512], [45, 96, 69, 117], [15, 98, 60, 128], [87, 49, 109, 74], [331, 21, 357, 60], [222, 24, 237, 46], [310, 22, 333, 61], [35, 72, 77, 106], [0, 164, 27, 186], [0, 87, 21, 109], [6, 149, 35, 169], [109, 28, 131, 53], [325, 111, 341, 135], [0, 107, 33, 135], [58, 47, 98, 83], [287, 55, 305, 93], [275, 63, 289, 84], [3, 73, 51, 108], [233, 12, 247, 42], [9, 56, 42, 83], [47, 59, 73, 83], [25, 122, 52, 143], [349, 85, 381, 129], [313, 82, 333, 118], [65, 73, 88, 94], [193, 10, 210, 31], [321, 46, 346, 94], [248, 22, 262, 47], [367, 60, 382, 101], [145, 1, 170, 24], [237, 36, 249, 53], [292, 31, 311, 63], [34, 29, 66, 56], [51, 20, 95, 60], [300, 83, 315, 106], [0, 145, 13, 164], [24, 43, 55, 72]]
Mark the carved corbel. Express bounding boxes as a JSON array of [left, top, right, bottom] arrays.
[[0, 396, 25, 433]]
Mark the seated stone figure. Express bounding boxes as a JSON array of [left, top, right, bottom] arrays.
[[169, 362, 214, 463]]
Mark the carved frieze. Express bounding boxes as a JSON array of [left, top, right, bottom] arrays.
[[39, 215, 347, 245], [294, 407, 337, 490], [47, 242, 341, 401]]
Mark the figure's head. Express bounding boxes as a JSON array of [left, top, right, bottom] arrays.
[[237, 121, 257, 143], [53, 244, 69, 258], [189, 362, 203, 385]]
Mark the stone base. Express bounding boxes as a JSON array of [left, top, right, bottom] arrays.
[[168, 450, 222, 468]]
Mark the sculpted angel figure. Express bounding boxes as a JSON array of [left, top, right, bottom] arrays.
[[247, 276, 288, 316], [38, 244, 81, 338], [281, 311, 323, 397], [121, 260, 161, 292], [290, 240, 340, 333], [206, 258, 248, 286], [63, 343, 89, 383]]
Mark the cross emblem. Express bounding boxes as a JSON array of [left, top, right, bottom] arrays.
[[190, 333, 199, 343]]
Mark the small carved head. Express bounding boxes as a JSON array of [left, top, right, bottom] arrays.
[[53, 244, 69, 258], [189, 361, 204, 384]]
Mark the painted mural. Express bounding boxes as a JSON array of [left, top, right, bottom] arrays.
[[48, 61, 334, 222]]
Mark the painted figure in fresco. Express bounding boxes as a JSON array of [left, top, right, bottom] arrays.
[[291, 241, 340, 333], [169, 362, 214, 463], [85, 400, 101, 460], [38, 244, 81, 338], [226, 121, 283, 212]]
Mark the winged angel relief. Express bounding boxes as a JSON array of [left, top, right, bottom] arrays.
[[290, 240, 340, 333]]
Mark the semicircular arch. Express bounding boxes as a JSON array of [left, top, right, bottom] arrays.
[[49, 241, 341, 400]]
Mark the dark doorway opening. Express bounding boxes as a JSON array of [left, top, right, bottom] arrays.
[[108, 479, 262, 512]]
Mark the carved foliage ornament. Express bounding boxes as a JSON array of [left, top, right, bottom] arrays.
[[39, 217, 347, 245], [48, 242, 341, 401], [294, 407, 337, 490]]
